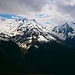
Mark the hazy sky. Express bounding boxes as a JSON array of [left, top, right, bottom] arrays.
[[0, 0, 75, 29]]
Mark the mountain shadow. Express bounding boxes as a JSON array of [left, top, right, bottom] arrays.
[[0, 40, 75, 74], [0, 40, 24, 73], [24, 41, 75, 74]]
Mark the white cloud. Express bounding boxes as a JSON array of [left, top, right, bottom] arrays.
[[33, 4, 74, 29], [0, 0, 75, 30]]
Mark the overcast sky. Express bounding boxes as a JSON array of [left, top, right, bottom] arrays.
[[0, 0, 75, 29]]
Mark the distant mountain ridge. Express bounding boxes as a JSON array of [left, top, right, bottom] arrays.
[[0, 16, 75, 49], [52, 23, 75, 40], [52, 23, 75, 48]]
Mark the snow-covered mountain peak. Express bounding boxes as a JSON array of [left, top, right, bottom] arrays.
[[0, 17, 42, 36], [52, 23, 75, 40], [0, 17, 56, 50], [53, 23, 74, 34]]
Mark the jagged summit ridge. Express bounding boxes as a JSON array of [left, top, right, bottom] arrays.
[[0, 17, 56, 50], [52, 23, 75, 40]]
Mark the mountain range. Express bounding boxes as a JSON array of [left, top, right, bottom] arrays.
[[0, 16, 75, 74]]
